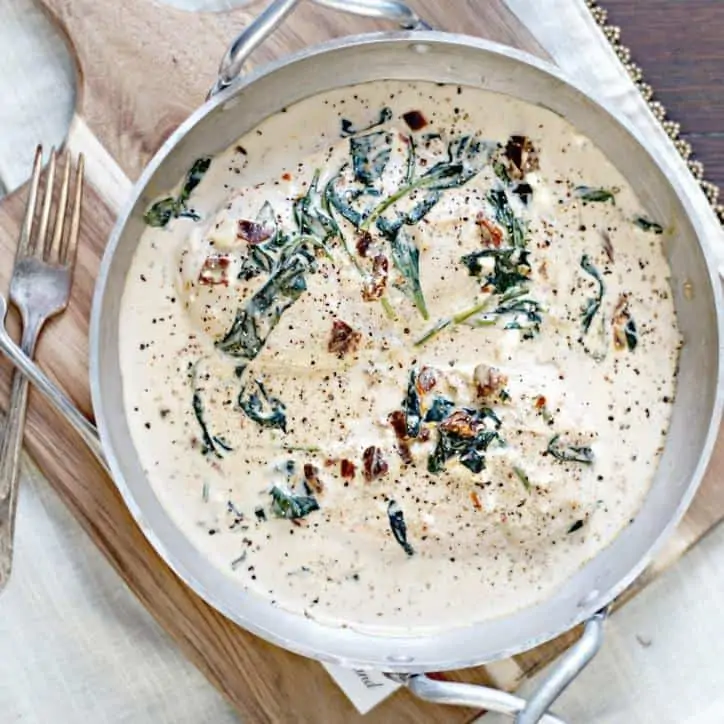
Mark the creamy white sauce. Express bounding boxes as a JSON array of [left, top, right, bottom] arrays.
[[119, 82, 679, 633]]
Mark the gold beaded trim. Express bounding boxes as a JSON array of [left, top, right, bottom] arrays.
[[586, 1, 724, 225]]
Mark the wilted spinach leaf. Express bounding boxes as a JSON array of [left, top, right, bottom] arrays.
[[269, 486, 320, 519], [361, 135, 494, 231], [375, 191, 440, 241], [387, 500, 414, 556], [575, 186, 617, 204], [493, 159, 510, 184], [460, 247, 531, 295], [293, 170, 340, 240], [351, 132, 393, 186], [238, 202, 286, 280], [624, 316, 638, 351], [190, 363, 232, 459], [340, 106, 393, 137], [424, 396, 455, 423], [324, 166, 366, 228], [496, 296, 543, 338], [239, 379, 287, 432], [547, 434, 594, 464], [402, 368, 422, 437], [487, 189, 526, 247], [386, 228, 429, 319], [144, 197, 179, 228], [427, 408, 502, 475], [144, 157, 211, 227], [218, 249, 315, 360], [633, 216, 664, 234], [179, 157, 212, 205]]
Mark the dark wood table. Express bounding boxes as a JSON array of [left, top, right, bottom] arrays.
[[605, 0, 723, 189]]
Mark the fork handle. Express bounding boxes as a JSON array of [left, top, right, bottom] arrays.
[[0, 318, 42, 590]]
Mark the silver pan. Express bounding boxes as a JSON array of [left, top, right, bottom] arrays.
[[10, 0, 724, 720]]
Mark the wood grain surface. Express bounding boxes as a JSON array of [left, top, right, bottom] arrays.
[[0, 0, 722, 721], [604, 0, 724, 186]]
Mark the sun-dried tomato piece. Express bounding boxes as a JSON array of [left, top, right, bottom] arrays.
[[416, 366, 438, 394], [475, 213, 504, 248], [361, 255, 389, 301], [340, 459, 356, 479], [475, 365, 508, 400], [388, 411, 414, 465], [504, 135, 540, 180], [362, 446, 388, 481], [535, 395, 547, 409], [355, 230, 373, 257], [237, 219, 273, 245], [470, 491, 482, 510], [303, 463, 324, 494], [198, 254, 230, 286], [327, 319, 362, 359], [612, 294, 636, 351], [388, 410, 407, 440], [397, 441, 413, 465], [439, 410, 476, 438], [402, 110, 428, 131]]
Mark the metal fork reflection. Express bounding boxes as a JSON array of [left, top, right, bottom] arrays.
[[0, 146, 84, 592]]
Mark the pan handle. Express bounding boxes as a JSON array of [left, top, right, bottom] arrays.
[[396, 609, 608, 723], [210, 0, 431, 96]]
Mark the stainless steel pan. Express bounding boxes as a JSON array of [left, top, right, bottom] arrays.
[[10, 0, 724, 720]]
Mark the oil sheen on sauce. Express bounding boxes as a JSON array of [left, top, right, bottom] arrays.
[[119, 81, 680, 633]]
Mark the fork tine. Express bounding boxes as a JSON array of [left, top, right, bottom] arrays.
[[62, 153, 84, 268], [49, 153, 71, 265], [17, 145, 43, 258], [36, 147, 57, 259]]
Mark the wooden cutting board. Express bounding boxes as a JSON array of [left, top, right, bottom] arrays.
[[1, 0, 723, 720]]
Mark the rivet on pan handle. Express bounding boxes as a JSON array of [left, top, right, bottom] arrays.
[[210, 0, 431, 97], [390, 608, 608, 723]]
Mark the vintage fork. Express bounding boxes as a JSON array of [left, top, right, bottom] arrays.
[[0, 146, 84, 591]]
